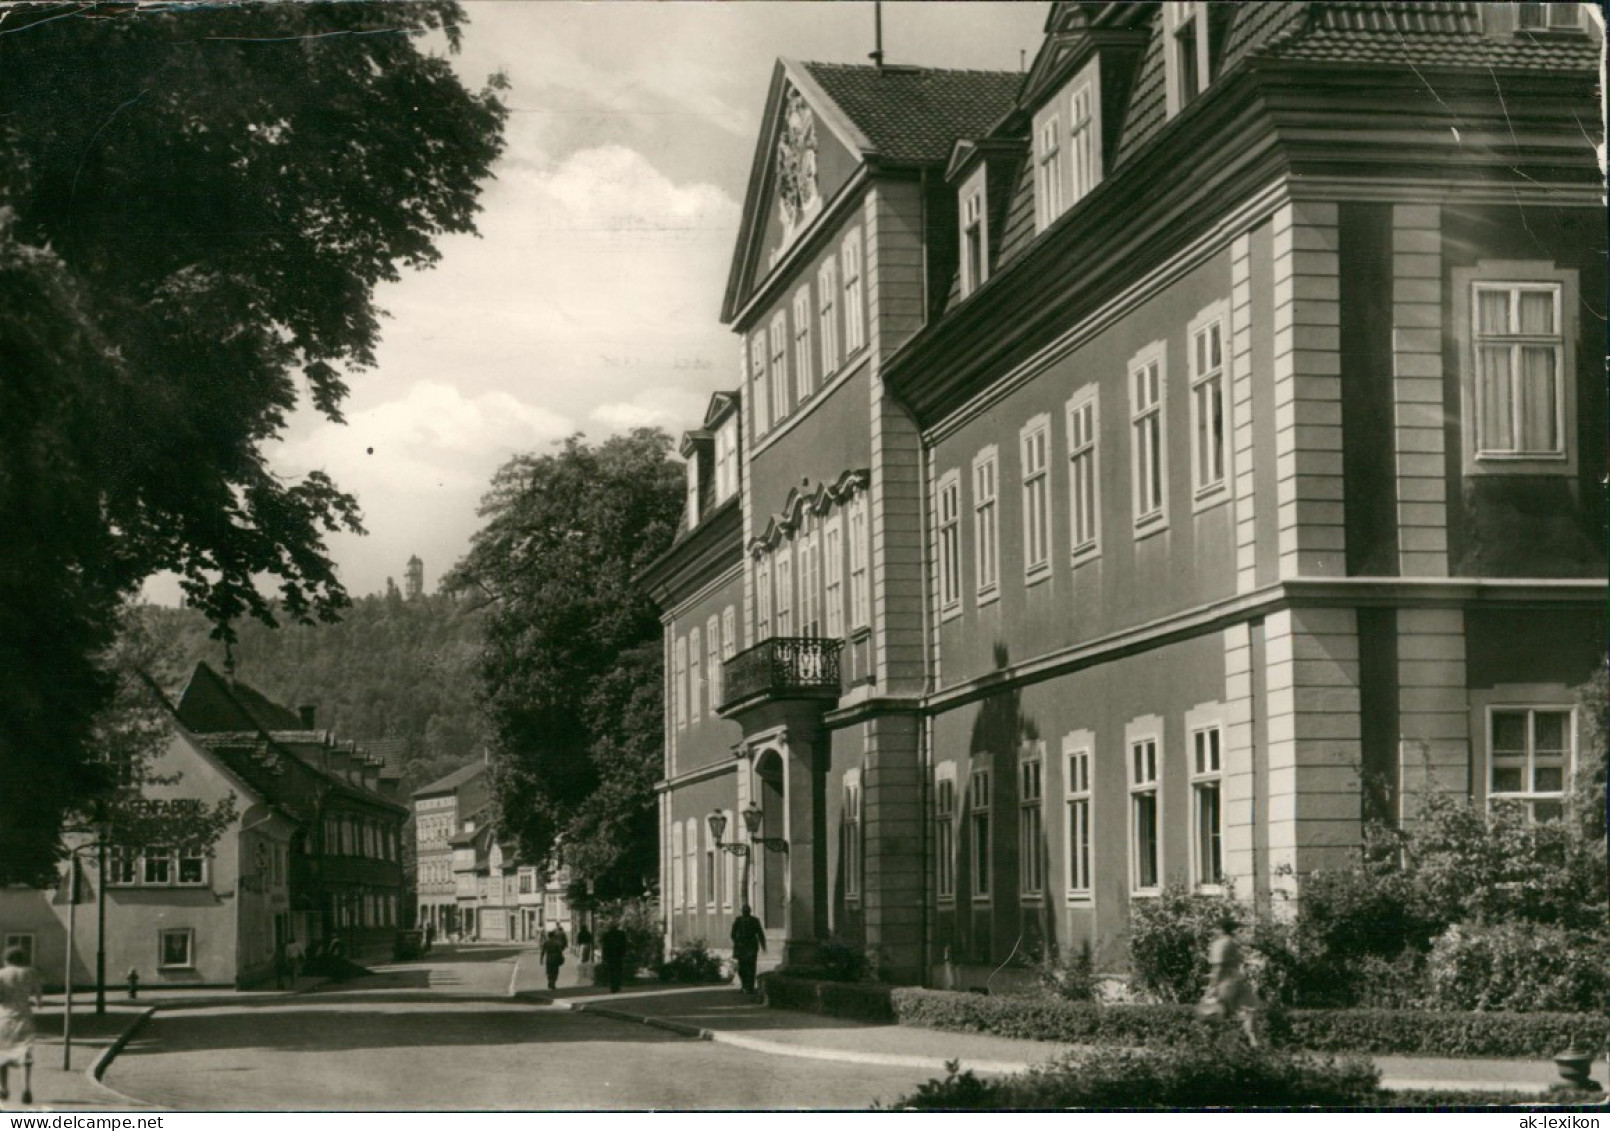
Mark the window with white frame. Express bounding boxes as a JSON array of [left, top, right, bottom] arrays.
[[685, 451, 701, 528], [670, 821, 684, 909], [1035, 114, 1063, 231], [755, 558, 773, 640], [706, 614, 722, 708], [774, 542, 793, 636], [714, 417, 739, 503], [938, 469, 962, 614], [1130, 345, 1167, 530], [749, 332, 770, 438], [3, 934, 34, 968], [848, 495, 870, 628], [1165, 2, 1220, 116], [768, 313, 789, 426], [117, 846, 208, 888], [705, 831, 718, 911], [721, 809, 736, 910], [1019, 747, 1045, 897], [1064, 735, 1093, 898], [793, 286, 815, 402], [1189, 307, 1228, 500], [1489, 707, 1574, 822], [798, 514, 821, 636], [159, 928, 195, 970], [673, 636, 687, 728], [722, 606, 737, 661], [1021, 415, 1051, 578], [934, 765, 957, 900], [1067, 389, 1100, 558], [842, 228, 865, 356], [843, 770, 862, 901], [685, 818, 700, 911], [969, 766, 991, 899], [1470, 279, 1568, 464], [1129, 734, 1161, 892], [973, 447, 999, 599], [823, 515, 844, 638], [818, 257, 839, 376], [960, 171, 987, 297], [1068, 79, 1099, 204], [1190, 724, 1223, 888], [690, 623, 702, 717]]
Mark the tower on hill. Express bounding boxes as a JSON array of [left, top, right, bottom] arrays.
[[405, 555, 424, 600]]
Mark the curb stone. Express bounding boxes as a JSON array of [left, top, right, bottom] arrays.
[[85, 1007, 163, 1110]]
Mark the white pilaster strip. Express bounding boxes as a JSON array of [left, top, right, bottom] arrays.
[[1391, 204, 1450, 578]]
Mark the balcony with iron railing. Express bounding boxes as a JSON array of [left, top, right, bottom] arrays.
[[718, 636, 844, 715]]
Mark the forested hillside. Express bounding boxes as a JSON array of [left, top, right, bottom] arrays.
[[149, 587, 488, 799]]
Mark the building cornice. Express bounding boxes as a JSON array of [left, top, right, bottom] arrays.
[[921, 578, 1608, 715]]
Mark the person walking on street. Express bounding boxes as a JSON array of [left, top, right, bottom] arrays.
[[1198, 912, 1260, 1047], [0, 947, 45, 1105], [576, 923, 594, 964], [730, 904, 766, 996], [599, 921, 629, 993], [285, 937, 304, 981], [540, 925, 568, 991]]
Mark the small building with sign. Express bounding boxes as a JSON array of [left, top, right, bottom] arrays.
[[0, 717, 298, 991]]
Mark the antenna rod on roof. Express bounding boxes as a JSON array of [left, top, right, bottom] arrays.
[[870, 0, 884, 69]]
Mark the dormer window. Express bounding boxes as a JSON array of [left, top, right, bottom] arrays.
[[960, 169, 988, 298], [1032, 59, 1101, 234], [685, 451, 701, 527], [714, 415, 739, 504], [1515, 2, 1586, 30], [1164, 2, 1224, 117], [1035, 115, 1063, 231]]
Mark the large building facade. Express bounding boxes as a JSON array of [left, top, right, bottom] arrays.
[[647, 2, 1605, 986]]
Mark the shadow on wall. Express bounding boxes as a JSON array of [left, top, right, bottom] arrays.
[[958, 643, 1043, 981]]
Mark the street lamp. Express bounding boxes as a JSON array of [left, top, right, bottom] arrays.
[[706, 810, 749, 857], [62, 817, 112, 1071], [742, 803, 788, 854]]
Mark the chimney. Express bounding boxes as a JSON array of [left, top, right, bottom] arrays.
[[298, 705, 316, 730]]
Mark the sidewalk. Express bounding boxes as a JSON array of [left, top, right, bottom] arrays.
[[0, 977, 336, 1114], [516, 973, 1610, 1096]]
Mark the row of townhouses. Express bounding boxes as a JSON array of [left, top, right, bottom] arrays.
[[1, 663, 408, 989], [413, 758, 577, 943], [642, 1, 1605, 986]]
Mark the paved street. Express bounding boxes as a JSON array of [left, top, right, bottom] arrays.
[[103, 945, 935, 1110]]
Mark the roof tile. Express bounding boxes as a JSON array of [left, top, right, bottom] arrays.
[[800, 62, 1023, 164]]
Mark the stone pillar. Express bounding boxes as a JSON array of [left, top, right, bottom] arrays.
[[861, 711, 924, 982], [1264, 607, 1363, 900], [1230, 233, 1258, 593], [1221, 623, 1258, 893], [1391, 205, 1450, 578], [1272, 201, 1346, 578]]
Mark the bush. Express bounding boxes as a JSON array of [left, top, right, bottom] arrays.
[[657, 939, 728, 984], [592, 898, 663, 973], [1423, 922, 1610, 1013], [1031, 938, 1099, 1002], [763, 973, 895, 1022], [888, 1039, 1381, 1110], [872, 982, 1609, 1059], [1127, 883, 1236, 1003]]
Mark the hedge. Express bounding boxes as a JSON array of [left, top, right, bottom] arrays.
[[764, 976, 1610, 1059]]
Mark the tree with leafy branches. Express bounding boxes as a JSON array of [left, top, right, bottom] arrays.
[[0, 1, 507, 881], [447, 430, 684, 899]]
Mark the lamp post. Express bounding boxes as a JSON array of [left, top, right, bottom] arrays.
[[62, 819, 112, 1071]]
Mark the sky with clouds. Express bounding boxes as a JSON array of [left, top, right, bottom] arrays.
[[146, 2, 1049, 604]]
